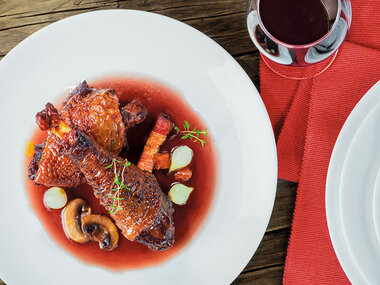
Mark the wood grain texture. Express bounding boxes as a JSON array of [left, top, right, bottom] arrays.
[[0, 0, 256, 60], [267, 180, 297, 232], [0, 1, 298, 283], [232, 265, 284, 285], [245, 228, 291, 271]]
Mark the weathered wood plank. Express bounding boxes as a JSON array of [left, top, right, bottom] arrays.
[[120, 0, 255, 58], [0, 0, 117, 18], [0, 0, 118, 57], [0, 0, 256, 59], [119, 0, 245, 21], [267, 179, 297, 232], [0, 0, 116, 29], [232, 265, 284, 285], [186, 12, 255, 56], [244, 228, 290, 272]]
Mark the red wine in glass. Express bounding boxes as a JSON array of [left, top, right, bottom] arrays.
[[260, 0, 330, 45], [247, 0, 352, 69]]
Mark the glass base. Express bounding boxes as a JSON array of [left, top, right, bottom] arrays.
[[261, 51, 338, 80]]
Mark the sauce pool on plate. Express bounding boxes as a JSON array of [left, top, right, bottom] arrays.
[[25, 77, 217, 270]]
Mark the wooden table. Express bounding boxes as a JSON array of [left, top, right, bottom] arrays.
[[0, 1, 297, 284]]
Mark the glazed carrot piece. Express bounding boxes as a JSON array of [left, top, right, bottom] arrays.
[[137, 114, 173, 172], [174, 167, 192, 182], [153, 153, 171, 170], [25, 141, 35, 157]]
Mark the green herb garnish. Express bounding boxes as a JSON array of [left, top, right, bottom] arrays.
[[174, 120, 208, 147], [105, 158, 131, 214]]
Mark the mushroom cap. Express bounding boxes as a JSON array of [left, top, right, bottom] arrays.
[[81, 214, 119, 251], [61, 198, 91, 243]]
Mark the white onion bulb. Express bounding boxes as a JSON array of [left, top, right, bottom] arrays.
[[168, 183, 194, 205], [169, 145, 193, 173], [44, 187, 68, 209]]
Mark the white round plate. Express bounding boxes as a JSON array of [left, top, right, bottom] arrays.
[[327, 80, 380, 284], [0, 10, 277, 285]]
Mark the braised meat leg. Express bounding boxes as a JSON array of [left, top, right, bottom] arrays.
[[36, 103, 175, 251], [28, 81, 148, 187]]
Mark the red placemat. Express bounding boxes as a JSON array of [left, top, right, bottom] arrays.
[[260, 0, 380, 283]]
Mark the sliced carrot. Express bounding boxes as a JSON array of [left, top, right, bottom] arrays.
[[25, 141, 36, 157], [153, 153, 171, 170], [137, 114, 173, 172], [174, 167, 192, 182]]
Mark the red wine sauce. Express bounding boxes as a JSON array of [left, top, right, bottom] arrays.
[[25, 77, 217, 270]]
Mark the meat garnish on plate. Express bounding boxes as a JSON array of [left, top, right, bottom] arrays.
[[36, 103, 175, 251], [121, 99, 148, 130], [137, 113, 174, 172], [28, 81, 147, 187]]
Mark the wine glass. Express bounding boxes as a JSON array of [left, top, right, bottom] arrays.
[[247, 0, 352, 79]]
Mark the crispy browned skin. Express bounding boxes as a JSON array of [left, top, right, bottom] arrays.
[[69, 133, 175, 249], [28, 142, 44, 181], [28, 134, 85, 187], [30, 81, 126, 187], [61, 82, 125, 154], [29, 82, 148, 187], [37, 103, 175, 251]]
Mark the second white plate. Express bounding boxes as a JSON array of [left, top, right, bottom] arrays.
[[327, 81, 380, 284]]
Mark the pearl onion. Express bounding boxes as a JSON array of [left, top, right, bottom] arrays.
[[44, 187, 68, 209], [168, 183, 194, 205], [169, 145, 193, 173]]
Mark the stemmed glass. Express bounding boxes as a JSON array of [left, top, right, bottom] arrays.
[[247, 0, 352, 79]]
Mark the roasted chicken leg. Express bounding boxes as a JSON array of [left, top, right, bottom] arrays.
[[36, 103, 175, 251], [28, 82, 147, 187]]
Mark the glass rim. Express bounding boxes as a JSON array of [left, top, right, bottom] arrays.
[[255, 0, 342, 49]]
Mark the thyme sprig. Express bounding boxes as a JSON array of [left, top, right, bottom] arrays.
[[105, 158, 131, 215], [174, 120, 208, 147]]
